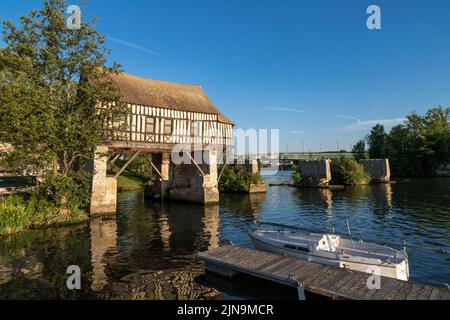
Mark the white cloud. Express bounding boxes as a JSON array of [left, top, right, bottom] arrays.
[[334, 115, 406, 132], [261, 106, 304, 113], [291, 130, 305, 134], [107, 36, 160, 56]]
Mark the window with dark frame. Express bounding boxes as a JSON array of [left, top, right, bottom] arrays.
[[163, 119, 172, 135], [145, 117, 155, 133], [190, 121, 200, 137]]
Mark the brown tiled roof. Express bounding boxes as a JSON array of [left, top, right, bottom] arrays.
[[106, 71, 234, 125]]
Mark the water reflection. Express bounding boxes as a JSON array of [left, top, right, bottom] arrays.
[[220, 193, 266, 220], [294, 188, 333, 215], [0, 178, 449, 299], [93, 192, 222, 299], [90, 217, 117, 292]]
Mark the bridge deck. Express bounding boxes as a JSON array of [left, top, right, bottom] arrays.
[[195, 245, 449, 300]]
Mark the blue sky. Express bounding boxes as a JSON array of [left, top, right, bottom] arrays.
[[1, 0, 450, 151]]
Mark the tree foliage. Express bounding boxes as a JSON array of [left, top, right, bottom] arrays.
[[351, 139, 368, 161], [219, 165, 263, 193], [330, 158, 370, 185], [0, 0, 126, 209], [365, 107, 450, 177], [366, 124, 389, 159]]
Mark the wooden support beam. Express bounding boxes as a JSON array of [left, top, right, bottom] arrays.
[[142, 154, 163, 179], [107, 153, 122, 170], [114, 151, 141, 179], [218, 150, 233, 182], [186, 152, 205, 176]]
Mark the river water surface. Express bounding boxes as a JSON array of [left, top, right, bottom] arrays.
[[0, 173, 449, 299]]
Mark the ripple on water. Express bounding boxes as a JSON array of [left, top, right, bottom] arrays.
[[0, 177, 449, 298]]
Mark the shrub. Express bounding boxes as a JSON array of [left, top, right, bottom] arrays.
[[0, 180, 87, 235], [330, 158, 371, 185], [33, 175, 88, 213], [219, 164, 263, 193], [0, 196, 30, 235], [291, 164, 301, 184]]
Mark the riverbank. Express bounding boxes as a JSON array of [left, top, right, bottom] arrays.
[[0, 195, 88, 236], [117, 172, 149, 191]]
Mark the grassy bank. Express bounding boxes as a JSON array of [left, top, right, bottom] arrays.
[[0, 195, 87, 236], [117, 172, 149, 191], [0, 171, 148, 236]]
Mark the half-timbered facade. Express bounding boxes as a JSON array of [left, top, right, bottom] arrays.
[[88, 70, 235, 214], [103, 71, 234, 151]]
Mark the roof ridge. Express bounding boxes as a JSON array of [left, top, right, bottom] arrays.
[[97, 68, 234, 125]]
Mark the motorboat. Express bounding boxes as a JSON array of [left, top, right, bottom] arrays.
[[248, 229, 409, 281]]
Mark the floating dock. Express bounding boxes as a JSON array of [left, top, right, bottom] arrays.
[[195, 245, 450, 300]]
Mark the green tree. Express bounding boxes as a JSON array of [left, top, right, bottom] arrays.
[[366, 124, 388, 159], [219, 164, 263, 193], [330, 158, 370, 185], [351, 139, 368, 161], [0, 0, 126, 211], [363, 107, 450, 177]]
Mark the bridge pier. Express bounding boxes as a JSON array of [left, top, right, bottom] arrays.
[[150, 152, 170, 199], [294, 159, 331, 187], [359, 159, 391, 183], [89, 145, 117, 215], [169, 149, 219, 204], [90, 147, 222, 214]]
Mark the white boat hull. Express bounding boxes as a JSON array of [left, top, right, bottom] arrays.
[[249, 230, 409, 281]]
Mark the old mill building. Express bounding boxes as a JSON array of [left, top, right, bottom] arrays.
[[89, 71, 235, 214]]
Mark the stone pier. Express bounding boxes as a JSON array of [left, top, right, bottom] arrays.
[[295, 159, 331, 186], [245, 159, 266, 193], [89, 145, 117, 215], [359, 159, 391, 183], [169, 149, 219, 204], [150, 152, 170, 199], [245, 159, 259, 175]]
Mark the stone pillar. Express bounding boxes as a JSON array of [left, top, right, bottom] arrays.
[[156, 152, 170, 198], [295, 159, 331, 186], [169, 149, 219, 204], [200, 149, 219, 203], [245, 159, 266, 193], [245, 159, 259, 174], [89, 145, 117, 214], [163, 153, 170, 195], [359, 159, 391, 183]]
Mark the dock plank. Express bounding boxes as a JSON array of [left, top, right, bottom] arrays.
[[429, 287, 444, 300], [195, 245, 449, 300], [371, 277, 399, 300], [417, 285, 433, 300], [405, 283, 426, 300]]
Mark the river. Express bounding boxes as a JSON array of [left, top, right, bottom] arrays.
[[0, 173, 449, 299]]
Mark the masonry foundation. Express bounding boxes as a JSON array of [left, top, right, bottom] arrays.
[[89, 145, 117, 215]]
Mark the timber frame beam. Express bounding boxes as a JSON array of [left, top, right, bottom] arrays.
[[218, 149, 233, 182], [107, 152, 122, 170], [142, 154, 163, 180], [114, 151, 141, 179], [185, 152, 205, 176]]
